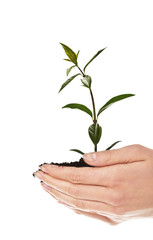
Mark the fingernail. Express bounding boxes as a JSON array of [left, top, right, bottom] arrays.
[[35, 171, 43, 180], [39, 162, 47, 167], [41, 182, 51, 191], [32, 172, 36, 177], [49, 164, 60, 168], [58, 200, 69, 206], [40, 166, 48, 173], [74, 211, 81, 215], [83, 153, 97, 162], [32, 169, 42, 178]]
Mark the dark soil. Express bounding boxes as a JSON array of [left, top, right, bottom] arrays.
[[49, 157, 93, 167]]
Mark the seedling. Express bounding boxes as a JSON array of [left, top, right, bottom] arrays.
[[59, 43, 135, 156]]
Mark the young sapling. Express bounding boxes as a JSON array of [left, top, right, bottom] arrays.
[[50, 43, 135, 167]]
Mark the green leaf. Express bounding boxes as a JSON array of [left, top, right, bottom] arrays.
[[76, 50, 80, 59], [81, 75, 92, 88], [66, 65, 76, 76], [88, 123, 102, 145], [83, 47, 107, 73], [62, 103, 92, 118], [70, 149, 84, 155], [97, 94, 135, 117], [58, 73, 80, 93], [60, 43, 77, 65], [81, 80, 88, 88], [63, 58, 71, 62], [106, 141, 121, 150]]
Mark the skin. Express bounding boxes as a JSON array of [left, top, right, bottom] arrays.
[[34, 144, 153, 225]]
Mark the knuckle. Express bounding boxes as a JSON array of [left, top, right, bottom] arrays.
[[104, 150, 112, 162], [98, 149, 112, 163], [42, 173, 48, 183], [132, 144, 147, 158], [133, 144, 151, 159], [73, 199, 85, 210], [69, 171, 82, 184], [67, 184, 79, 197], [134, 144, 142, 149], [133, 144, 144, 154], [111, 192, 124, 206], [113, 206, 125, 216], [109, 222, 119, 226], [111, 170, 122, 186]]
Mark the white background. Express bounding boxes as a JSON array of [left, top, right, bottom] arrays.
[[0, 0, 153, 239]]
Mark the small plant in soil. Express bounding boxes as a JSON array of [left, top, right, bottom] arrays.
[[50, 43, 135, 167]]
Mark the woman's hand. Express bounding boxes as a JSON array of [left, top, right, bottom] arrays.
[[33, 144, 153, 225]]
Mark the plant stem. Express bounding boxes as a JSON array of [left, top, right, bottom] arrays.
[[89, 88, 97, 152], [89, 88, 97, 124], [77, 66, 97, 123], [95, 144, 97, 152], [77, 65, 98, 152], [77, 65, 85, 77]]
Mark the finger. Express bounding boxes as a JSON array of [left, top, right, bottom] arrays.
[[41, 182, 117, 225], [35, 171, 116, 205], [41, 181, 58, 200], [41, 182, 74, 207], [83, 144, 146, 167], [38, 164, 117, 187], [40, 181, 119, 216], [73, 210, 118, 225]]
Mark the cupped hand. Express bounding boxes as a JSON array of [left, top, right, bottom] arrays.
[[34, 144, 153, 225]]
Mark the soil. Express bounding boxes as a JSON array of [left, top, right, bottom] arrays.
[[49, 157, 93, 167]]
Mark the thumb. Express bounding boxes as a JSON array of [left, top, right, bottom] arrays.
[[83, 144, 145, 167]]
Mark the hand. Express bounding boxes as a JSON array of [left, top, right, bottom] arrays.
[[34, 144, 153, 225]]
